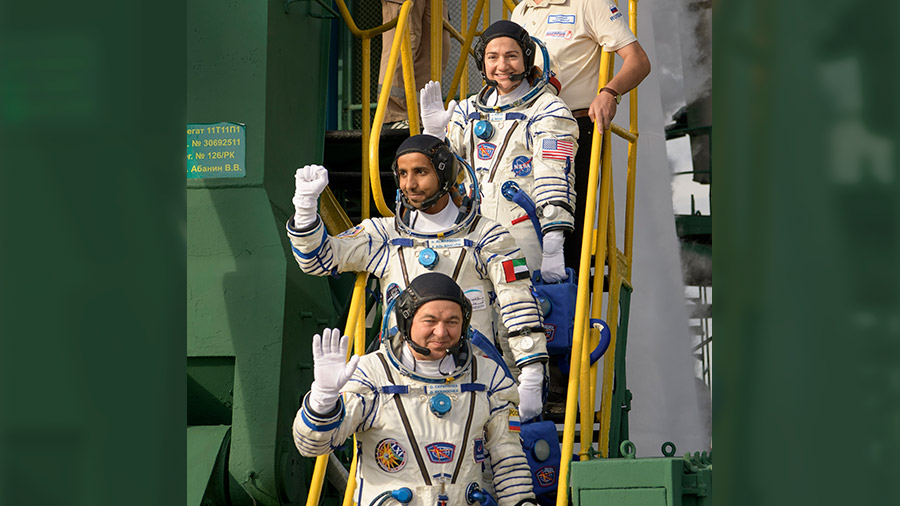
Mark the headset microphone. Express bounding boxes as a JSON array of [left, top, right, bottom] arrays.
[[404, 336, 432, 356]]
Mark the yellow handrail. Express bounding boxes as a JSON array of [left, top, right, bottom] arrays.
[[559, 0, 643, 500], [332, 0, 418, 220], [368, 0, 417, 217], [308, 3, 645, 505], [306, 271, 369, 506], [444, 0, 488, 105], [557, 88, 608, 506], [340, 274, 369, 506], [431, 0, 442, 81]]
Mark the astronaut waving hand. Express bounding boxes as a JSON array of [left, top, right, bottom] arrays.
[[418, 20, 579, 286], [294, 273, 539, 506], [287, 135, 549, 421]]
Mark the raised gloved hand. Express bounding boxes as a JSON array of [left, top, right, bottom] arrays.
[[517, 362, 544, 421], [540, 230, 567, 283], [419, 81, 456, 140], [293, 165, 329, 228], [308, 328, 360, 414]]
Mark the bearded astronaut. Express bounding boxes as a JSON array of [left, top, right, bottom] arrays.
[[286, 134, 546, 420], [292, 273, 539, 506]]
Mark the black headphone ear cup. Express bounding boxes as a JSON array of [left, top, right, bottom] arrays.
[[474, 39, 486, 72]]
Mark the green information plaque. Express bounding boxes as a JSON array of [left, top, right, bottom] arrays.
[[186, 122, 246, 179]]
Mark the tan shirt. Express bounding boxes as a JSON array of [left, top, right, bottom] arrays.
[[512, 0, 637, 110]]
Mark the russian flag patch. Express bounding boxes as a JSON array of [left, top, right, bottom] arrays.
[[508, 408, 521, 432], [502, 258, 530, 282]]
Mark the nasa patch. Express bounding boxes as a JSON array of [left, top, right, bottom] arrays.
[[536, 465, 557, 487], [473, 438, 485, 462], [477, 142, 497, 160], [375, 438, 407, 473], [336, 224, 364, 238], [511, 156, 532, 177], [425, 442, 456, 463], [385, 283, 402, 305]]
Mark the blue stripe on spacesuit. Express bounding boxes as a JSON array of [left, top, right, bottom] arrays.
[[291, 227, 328, 259], [494, 469, 532, 492], [490, 402, 514, 415], [299, 395, 345, 432], [293, 431, 332, 455], [503, 312, 542, 325], [499, 300, 539, 311], [491, 455, 530, 476], [495, 482, 533, 501], [286, 217, 323, 237], [538, 103, 572, 116], [515, 353, 548, 367]]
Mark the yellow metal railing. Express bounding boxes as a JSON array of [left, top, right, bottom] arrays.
[[332, 0, 419, 220], [308, 1, 642, 504], [305, 270, 368, 506], [306, 2, 424, 502], [556, 1, 642, 505]]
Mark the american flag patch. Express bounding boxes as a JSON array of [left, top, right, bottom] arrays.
[[541, 139, 574, 161]]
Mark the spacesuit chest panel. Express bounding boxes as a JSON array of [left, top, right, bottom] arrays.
[[467, 114, 536, 226], [377, 239, 495, 337], [356, 355, 491, 498]]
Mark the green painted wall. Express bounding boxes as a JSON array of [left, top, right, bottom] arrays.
[[187, 1, 344, 504]]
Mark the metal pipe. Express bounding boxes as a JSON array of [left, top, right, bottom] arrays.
[[444, 0, 487, 105], [431, 0, 441, 81], [361, 37, 371, 219], [308, 272, 368, 506], [401, 20, 421, 135], [369, 0, 416, 217]]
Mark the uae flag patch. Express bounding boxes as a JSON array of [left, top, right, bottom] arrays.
[[502, 258, 530, 282]]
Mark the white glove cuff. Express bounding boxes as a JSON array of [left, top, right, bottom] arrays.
[[308, 381, 341, 414], [293, 207, 318, 229], [542, 230, 565, 256], [518, 363, 544, 388]]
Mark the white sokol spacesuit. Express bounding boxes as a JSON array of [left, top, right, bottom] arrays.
[[421, 21, 579, 281], [288, 135, 548, 419], [293, 273, 537, 506]]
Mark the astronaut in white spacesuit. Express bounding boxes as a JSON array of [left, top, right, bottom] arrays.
[[292, 273, 538, 506], [418, 20, 579, 283], [287, 134, 546, 420]]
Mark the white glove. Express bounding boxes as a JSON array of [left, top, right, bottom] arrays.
[[419, 81, 456, 141], [517, 363, 544, 421], [308, 328, 360, 414], [292, 165, 329, 228], [540, 230, 567, 283]]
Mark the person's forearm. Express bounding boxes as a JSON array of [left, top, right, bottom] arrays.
[[605, 41, 651, 95]]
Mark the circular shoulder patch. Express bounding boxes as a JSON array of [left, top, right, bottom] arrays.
[[385, 283, 402, 305], [374, 438, 407, 473], [511, 156, 533, 177]]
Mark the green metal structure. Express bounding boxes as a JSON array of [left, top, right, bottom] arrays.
[[187, 1, 354, 504], [570, 442, 712, 506]]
